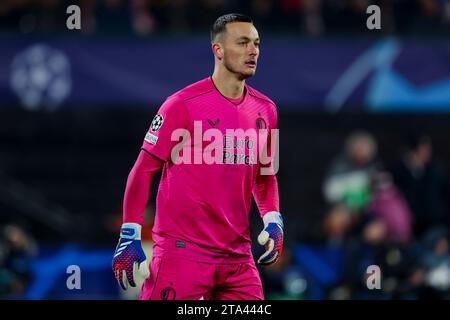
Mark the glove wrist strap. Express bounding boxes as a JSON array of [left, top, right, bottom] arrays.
[[120, 223, 142, 240], [262, 211, 283, 228]]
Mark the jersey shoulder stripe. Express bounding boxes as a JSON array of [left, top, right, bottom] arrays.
[[246, 85, 277, 108], [168, 77, 214, 103]]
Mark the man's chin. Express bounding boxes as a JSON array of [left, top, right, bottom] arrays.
[[239, 70, 256, 80]]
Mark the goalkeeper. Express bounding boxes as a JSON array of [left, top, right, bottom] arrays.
[[112, 13, 283, 300]]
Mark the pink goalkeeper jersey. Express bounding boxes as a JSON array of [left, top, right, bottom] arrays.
[[141, 77, 278, 263]]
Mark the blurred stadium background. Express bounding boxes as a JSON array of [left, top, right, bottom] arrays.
[[1, 0, 450, 300]]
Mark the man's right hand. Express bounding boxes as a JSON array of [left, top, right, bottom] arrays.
[[112, 223, 150, 290]]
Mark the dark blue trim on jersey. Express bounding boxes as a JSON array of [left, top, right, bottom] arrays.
[[141, 148, 165, 163], [210, 76, 247, 106], [247, 89, 276, 107], [183, 90, 214, 102]]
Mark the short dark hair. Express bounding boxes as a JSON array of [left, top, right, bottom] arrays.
[[211, 13, 253, 42]]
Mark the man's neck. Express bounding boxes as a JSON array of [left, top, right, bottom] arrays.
[[211, 70, 245, 99]]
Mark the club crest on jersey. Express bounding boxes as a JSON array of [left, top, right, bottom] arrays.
[[150, 114, 164, 132], [256, 113, 267, 129], [160, 283, 176, 300]]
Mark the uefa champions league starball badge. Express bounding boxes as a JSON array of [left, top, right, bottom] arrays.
[[150, 114, 164, 132]]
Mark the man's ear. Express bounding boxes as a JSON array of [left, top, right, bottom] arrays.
[[212, 42, 223, 60]]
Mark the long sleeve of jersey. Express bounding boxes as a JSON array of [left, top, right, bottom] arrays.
[[123, 149, 164, 225], [253, 173, 280, 217], [253, 96, 280, 217]]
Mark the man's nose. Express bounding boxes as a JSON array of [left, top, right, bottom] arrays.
[[248, 44, 258, 56]]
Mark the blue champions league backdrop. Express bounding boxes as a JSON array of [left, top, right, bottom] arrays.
[[1, 0, 450, 304], [1, 37, 450, 111]]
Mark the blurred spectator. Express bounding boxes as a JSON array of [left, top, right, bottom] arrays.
[[0, 223, 38, 298], [130, 0, 156, 35], [323, 131, 380, 213], [329, 218, 391, 299], [258, 248, 307, 299], [331, 216, 423, 299], [323, 204, 352, 245], [389, 133, 450, 239], [302, 0, 325, 36], [418, 226, 450, 298], [0, 0, 449, 36], [368, 171, 413, 245]]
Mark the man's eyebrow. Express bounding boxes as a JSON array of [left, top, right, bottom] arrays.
[[236, 36, 260, 41]]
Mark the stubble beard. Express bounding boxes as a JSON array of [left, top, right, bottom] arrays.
[[223, 55, 255, 81]]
